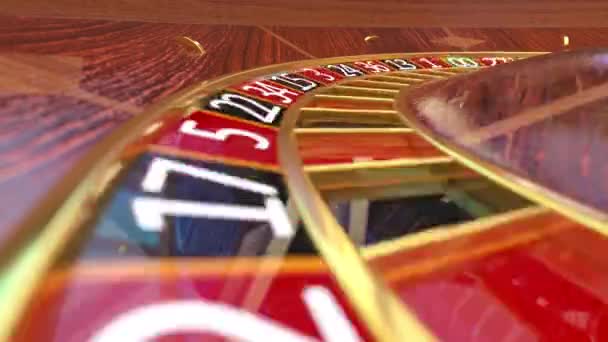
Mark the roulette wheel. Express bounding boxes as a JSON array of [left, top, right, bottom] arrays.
[[3, 9, 608, 342]]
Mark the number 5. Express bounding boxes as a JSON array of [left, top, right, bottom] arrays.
[[180, 120, 270, 150]]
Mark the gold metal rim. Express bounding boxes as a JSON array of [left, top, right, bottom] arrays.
[[277, 52, 545, 342], [1, 51, 545, 340], [7, 51, 542, 259], [396, 90, 608, 237], [278, 90, 438, 342], [362, 206, 548, 259]]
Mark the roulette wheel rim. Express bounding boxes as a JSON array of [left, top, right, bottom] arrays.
[[397, 51, 608, 234], [2, 51, 557, 341]]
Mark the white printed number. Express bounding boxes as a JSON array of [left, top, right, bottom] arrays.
[[209, 93, 281, 124], [91, 286, 361, 342], [481, 56, 513, 66], [242, 81, 299, 104], [446, 56, 479, 68], [384, 59, 417, 70], [180, 120, 270, 150], [326, 64, 362, 77], [272, 73, 317, 92], [131, 158, 293, 239], [354, 61, 390, 73], [416, 57, 444, 68], [300, 68, 337, 82]]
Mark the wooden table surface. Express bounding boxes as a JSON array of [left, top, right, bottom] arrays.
[[1, 6, 608, 240], [3, 0, 608, 27]]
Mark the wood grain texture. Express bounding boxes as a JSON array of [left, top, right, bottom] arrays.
[[298, 132, 442, 165], [0, 16, 308, 236], [268, 27, 608, 58], [2, 14, 608, 252], [3, 0, 608, 27], [2, 13, 608, 342], [3, 9, 608, 341]]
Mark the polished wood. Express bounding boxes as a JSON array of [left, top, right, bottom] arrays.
[[309, 162, 475, 192], [298, 132, 443, 165], [1, 15, 608, 257], [3, 1, 608, 27], [297, 106, 402, 127], [3, 10, 608, 342], [304, 95, 395, 110], [0, 16, 306, 235], [268, 27, 608, 57], [323, 85, 399, 98]]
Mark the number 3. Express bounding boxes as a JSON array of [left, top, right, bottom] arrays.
[[180, 120, 270, 150]]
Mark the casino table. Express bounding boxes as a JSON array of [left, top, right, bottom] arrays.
[[3, 2, 608, 341]]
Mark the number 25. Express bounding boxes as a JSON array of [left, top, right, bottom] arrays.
[[180, 119, 270, 150]]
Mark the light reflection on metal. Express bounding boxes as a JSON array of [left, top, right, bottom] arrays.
[[362, 206, 548, 259], [364, 35, 379, 43], [143, 122, 164, 136], [95, 163, 123, 197], [176, 36, 206, 57], [4, 51, 544, 342]]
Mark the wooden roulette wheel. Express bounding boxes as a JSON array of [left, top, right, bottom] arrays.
[[3, 8, 608, 342]]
